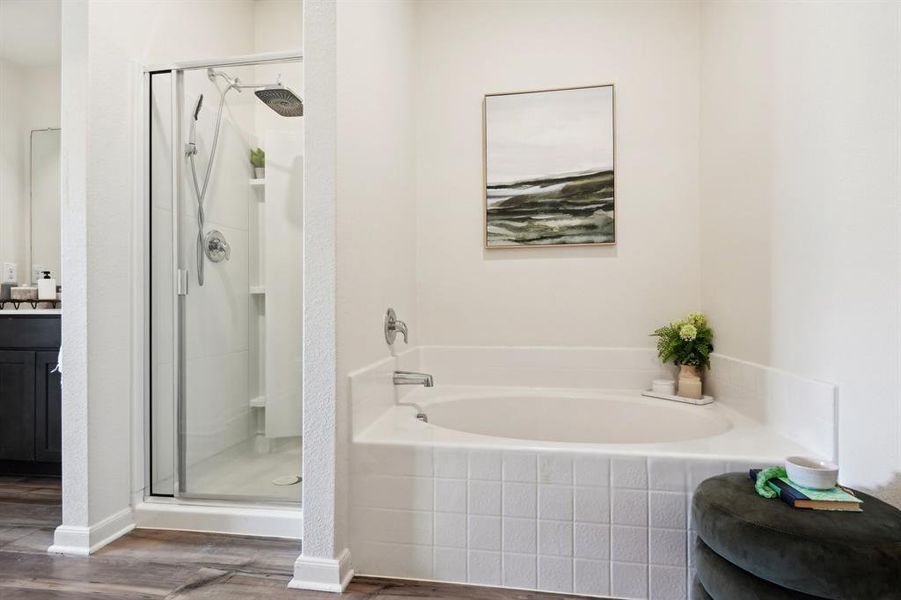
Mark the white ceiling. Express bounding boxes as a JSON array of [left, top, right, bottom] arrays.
[[0, 0, 61, 67]]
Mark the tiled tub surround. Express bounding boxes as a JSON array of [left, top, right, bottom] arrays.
[[349, 347, 837, 599]]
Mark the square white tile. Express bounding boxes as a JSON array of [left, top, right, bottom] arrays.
[[435, 512, 466, 548], [648, 457, 687, 492], [649, 528, 687, 567], [469, 480, 501, 516], [574, 456, 610, 487], [650, 565, 687, 600], [539, 485, 573, 521], [433, 547, 467, 582], [469, 450, 502, 481], [612, 561, 648, 599], [612, 457, 648, 489], [649, 492, 686, 530], [503, 482, 537, 518], [435, 479, 467, 513], [574, 558, 611, 597], [538, 555, 573, 593], [468, 550, 501, 586], [612, 525, 648, 563], [503, 553, 537, 589], [503, 517, 537, 554], [612, 489, 648, 526], [434, 449, 468, 479], [503, 452, 537, 483], [575, 486, 610, 524], [573, 523, 610, 560], [468, 515, 502, 551], [539, 454, 573, 485], [538, 521, 573, 557]]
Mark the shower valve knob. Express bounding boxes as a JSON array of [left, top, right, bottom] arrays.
[[204, 230, 231, 263]]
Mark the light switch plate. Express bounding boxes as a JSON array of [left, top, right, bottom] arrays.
[[3, 263, 17, 283]]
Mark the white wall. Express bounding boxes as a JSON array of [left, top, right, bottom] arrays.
[[0, 58, 28, 279], [414, 0, 702, 347], [332, 0, 418, 569], [58, 0, 276, 551], [699, 1, 901, 503], [0, 60, 60, 285]]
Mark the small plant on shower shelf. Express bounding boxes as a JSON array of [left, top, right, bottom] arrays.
[[651, 312, 714, 399], [250, 147, 265, 179]]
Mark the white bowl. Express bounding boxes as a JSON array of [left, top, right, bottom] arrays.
[[785, 456, 838, 490]]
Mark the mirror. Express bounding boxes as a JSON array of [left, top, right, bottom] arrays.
[[30, 128, 60, 285]]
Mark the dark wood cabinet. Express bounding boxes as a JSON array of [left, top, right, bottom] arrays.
[[0, 315, 61, 476], [35, 351, 62, 463], [0, 351, 36, 461]]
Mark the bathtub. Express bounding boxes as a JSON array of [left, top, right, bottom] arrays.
[[349, 347, 836, 600]]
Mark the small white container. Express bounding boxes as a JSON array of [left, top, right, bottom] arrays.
[[785, 456, 838, 490], [651, 379, 676, 395], [38, 271, 56, 300]]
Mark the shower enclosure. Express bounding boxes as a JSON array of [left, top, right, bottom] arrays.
[[146, 54, 303, 504]]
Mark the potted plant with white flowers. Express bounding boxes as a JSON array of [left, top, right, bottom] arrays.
[[651, 312, 714, 399]]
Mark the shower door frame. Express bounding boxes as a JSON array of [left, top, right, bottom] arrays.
[[143, 51, 303, 506]]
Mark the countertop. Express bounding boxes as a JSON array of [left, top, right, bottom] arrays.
[[0, 309, 62, 316]]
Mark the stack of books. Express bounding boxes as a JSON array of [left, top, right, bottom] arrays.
[[749, 469, 863, 512]]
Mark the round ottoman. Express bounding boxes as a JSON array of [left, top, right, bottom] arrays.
[[691, 574, 712, 600], [695, 538, 824, 599], [692, 473, 901, 599]]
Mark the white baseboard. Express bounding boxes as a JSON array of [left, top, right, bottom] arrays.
[[48, 507, 136, 556], [134, 500, 303, 539], [288, 548, 354, 593]]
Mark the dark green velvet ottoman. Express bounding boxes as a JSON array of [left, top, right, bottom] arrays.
[[691, 574, 713, 600], [695, 538, 825, 599], [692, 473, 901, 599]]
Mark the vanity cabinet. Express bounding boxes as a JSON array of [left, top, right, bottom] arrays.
[[0, 315, 61, 475]]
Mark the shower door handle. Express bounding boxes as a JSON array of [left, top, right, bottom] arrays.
[[177, 269, 189, 296]]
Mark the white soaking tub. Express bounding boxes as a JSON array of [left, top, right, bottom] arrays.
[[418, 390, 731, 445], [349, 348, 836, 600]]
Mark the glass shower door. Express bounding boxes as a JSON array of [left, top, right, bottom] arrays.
[[148, 59, 303, 503]]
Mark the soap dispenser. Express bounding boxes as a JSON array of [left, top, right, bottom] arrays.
[[38, 271, 56, 301]]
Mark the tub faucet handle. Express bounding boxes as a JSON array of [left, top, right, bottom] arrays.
[[384, 307, 408, 345]]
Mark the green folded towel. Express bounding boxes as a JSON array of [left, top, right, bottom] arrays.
[[755, 466, 787, 499]]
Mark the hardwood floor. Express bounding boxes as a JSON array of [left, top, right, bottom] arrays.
[[0, 477, 595, 599]]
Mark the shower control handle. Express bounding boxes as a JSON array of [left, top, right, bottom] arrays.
[[204, 230, 231, 263]]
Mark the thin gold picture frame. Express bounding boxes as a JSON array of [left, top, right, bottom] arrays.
[[482, 83, 616, 249]]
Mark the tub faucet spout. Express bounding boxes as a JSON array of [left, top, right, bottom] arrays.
[[394, 371, 434, 387]]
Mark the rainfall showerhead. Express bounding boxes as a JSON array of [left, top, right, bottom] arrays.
[[255, 85, 304, 117]]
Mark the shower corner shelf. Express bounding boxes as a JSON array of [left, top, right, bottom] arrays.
[[249, 286, 266, 295], [250, 395, 266, 408]]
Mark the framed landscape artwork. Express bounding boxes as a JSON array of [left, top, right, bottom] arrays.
[[483, 84, 615, 248]]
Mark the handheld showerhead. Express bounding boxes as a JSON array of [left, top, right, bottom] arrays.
[[193, 94, 204, 120]]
